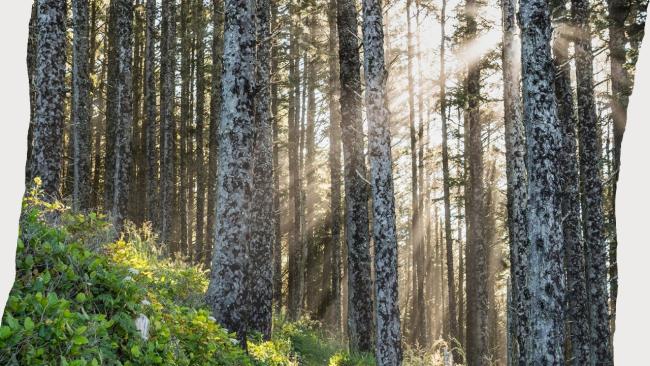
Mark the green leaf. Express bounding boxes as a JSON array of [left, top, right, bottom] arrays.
[[24, 317, 34, 331], [72, 335, 89, 345], [131, 345, 141, 357], [75, 293, 87, 303], [0, 326, 12, 339]]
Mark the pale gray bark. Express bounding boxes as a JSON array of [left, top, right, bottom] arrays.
[[271, 1, 282, 314], [71, 0, 92, 211], [572, 0, 613, 363], [519, 0, 566, 363], [206, 0, 257, 345], [207, 0, 224, 268], [362, 0, 401, 363], [32, 0, 67, 199], [249, 0, 274, 340], [160, 0, 176, 246], [501, 0, 528, 364], [337, 0, 374, 352], [195, 0, 207, 265]]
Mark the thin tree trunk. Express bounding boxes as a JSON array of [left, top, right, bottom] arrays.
[[501, 0, 529, 363], [144, 0, 157, 226], [338, 0, 374, 352], [160, 0, 177, 247], [271, 0, 283, 315], [572, 0, 613, 362], [248, 0, 274, 339], [194, 0, 206, 265], [327, 0, 343, 333], [464, 0, 488, 363]]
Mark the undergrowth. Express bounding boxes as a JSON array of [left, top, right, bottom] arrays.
[[0, 182, 372, 365]]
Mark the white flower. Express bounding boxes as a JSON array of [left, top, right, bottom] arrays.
[[208, 316, 216, 322], [230, 338, 239, 345], [123, 276, 133, 282], [141, 299, 151, 306], [128, 268, 140, 276]]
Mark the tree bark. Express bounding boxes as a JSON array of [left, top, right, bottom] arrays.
[[33, 0, 67, 199], [248, 0, 274, 340], [144, 0, 157, 226], [519, 0, 566, 363], [206, 0, 257, 346], [501, 0, 529, 363], [362, 0, 402, 363], [338, 0, 374, 352], [71, 0, 92, 211], [195, 0, 207, 264], [572, 0, 613, 363]]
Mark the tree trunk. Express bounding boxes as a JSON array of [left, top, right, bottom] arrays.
[[439, 0, 459, 355], [464, 0, 488, 363], [248, 0, 274, 340], [207, 0, 224, 269], [362, 0, 402, 362], [551, 1, 592, 363], [26, 3, 37, 186], [160, 0, 176, 247], [327, 0, 343, 333], [519, 0, 566, 363], [206, 0, 256, 346], [337, 0, 374, 352], [71, 0, 92, 211], [194, 0, 206, 265], [109, 0, 134, 230], [501, 0, 529, 363], [33, 0, 67, 199], [572, 0, 613, 362], [144, 0, 157, 226], [271, 0, 283, 315]]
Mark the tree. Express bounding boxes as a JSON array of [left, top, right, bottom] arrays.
[[248, 0, 275, 340], [501, 0, 528, 363], [572, 0, 613, 362], [337, 0, 374, 352], [32, 0, 67, 199], [326, 0, 343, 332], [160, 0, 176, 246], [109, 0, 134, 229], [519, 0, 566, 363], [464, 0, 488, 363], [362, 0, 402, 363], [144, 0, 157, 226], [206, 0, 257, 345], [194, 0, 207, 265], [71, 0, 92, 211], [439, 0, 459, 355], [552, 0, 591, 362]]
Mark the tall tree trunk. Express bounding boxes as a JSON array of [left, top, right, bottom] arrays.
[[606, 0, 630, 336], [248, 0, 274, 340], [519, 0, 566, 363], [207, 0, 224, 269], [26, 3, 37, 186], [160, 0, 176, 247], [179, 0, 192, 258], [110, 0, 134, 230], [71, 0, 92, 211], [362, 0, 402, 362], [271, 0, 283, 315], [439, 0, 459, 355], [327, 0, 343, 333], [194, 0, 206, 265], [206, 0, 256, 346], [501, 0, 529, 363], [572, 0, 613, 362], [33, 0, 67, 199], [337, 0, 374, 352], [287, 0, 303, 320], [552, 1, 592, 363], [144, 0, 157, 226], [464, 0, 488, 363]]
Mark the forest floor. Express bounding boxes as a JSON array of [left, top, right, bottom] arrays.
[[0, 187, 374, 366]]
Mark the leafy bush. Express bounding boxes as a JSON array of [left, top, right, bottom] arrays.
[[1, 184, 372, 365]]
